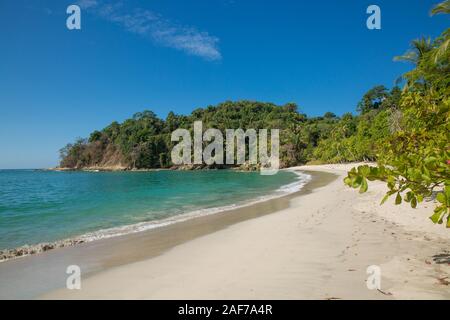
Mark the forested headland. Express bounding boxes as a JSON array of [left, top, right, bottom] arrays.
[[59, 90, 401, 171]]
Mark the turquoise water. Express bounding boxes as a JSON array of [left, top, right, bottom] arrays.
[[0, 169, 308, 250]]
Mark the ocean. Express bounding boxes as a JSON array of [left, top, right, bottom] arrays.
[[0, 169, 310, 250]]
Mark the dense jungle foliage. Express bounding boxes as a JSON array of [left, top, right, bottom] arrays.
[[59, 89, 402, 171]]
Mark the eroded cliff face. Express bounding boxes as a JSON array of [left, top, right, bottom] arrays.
[[59, 144, 130, 171]]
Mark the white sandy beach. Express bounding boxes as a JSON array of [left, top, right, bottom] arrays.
[[43, 164, 450, 300]]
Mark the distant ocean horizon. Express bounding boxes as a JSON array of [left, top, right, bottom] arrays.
[[0, 169, 310, 251]]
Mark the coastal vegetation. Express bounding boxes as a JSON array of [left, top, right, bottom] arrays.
[[60, 1, 449, 226], [58, 94, 400, 171], [345, 0, 450, 227], [59, 84, 405, 171], [59, 101, 305, 170]]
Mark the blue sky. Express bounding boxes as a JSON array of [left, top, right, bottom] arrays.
[[0, 0, 448, 168]]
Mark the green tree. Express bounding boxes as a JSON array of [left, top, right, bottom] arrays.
[[345, 1, 450, 227], [356, 85, 388, 114]]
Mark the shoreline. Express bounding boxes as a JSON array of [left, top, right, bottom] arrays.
[[43, 163, 449, 300], [1, 164, 448, 299], [0, 169, 311, 263], [0, 170, 333, 299]]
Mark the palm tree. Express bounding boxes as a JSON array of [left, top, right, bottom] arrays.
[[431, 0, 450, 62], [430, 0, 450, 15], [395, 1, 450, 66], [394, 37, 433, 64]]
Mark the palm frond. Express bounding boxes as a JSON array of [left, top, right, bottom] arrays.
[[394, 37, 433, 64], [434, 38, 450, 62], [393, 52, 418, 63], [431, 0, 450, 16]]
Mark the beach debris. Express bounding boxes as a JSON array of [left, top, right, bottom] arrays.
[[377, 289, 393, 296], [0, 238, 86, 262], [432, 252, 450, 264], [436, 277, 449, 286]]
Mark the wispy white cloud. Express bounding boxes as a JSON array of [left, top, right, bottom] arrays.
[[77, 0, 221, 61], [78, 0, 99, 9]]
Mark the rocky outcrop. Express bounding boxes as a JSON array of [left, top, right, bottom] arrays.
[[0, 239, 86, 262]]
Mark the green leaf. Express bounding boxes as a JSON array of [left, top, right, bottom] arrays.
[[430, 206, 445, 224], [424, 156, 437, 164], [359, 166, 370, 177], [445, 185, 450, 199], [411, 197, 417, 209], [395, 193, 402, 205], [352, 176, 363, 188], [359, 178, 368, 193], [436, 192, 446, 204], [343, 177, 351, 186], [405, 191, 413, 202], [380, 194, 389, 205], [430, 211, 442, 224]]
